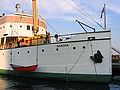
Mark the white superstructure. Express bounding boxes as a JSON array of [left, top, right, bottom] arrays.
[[0, 13, 46, 38]]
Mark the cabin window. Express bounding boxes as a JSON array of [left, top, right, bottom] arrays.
[[37, 27, 39, 32], [32, 26, 39, 32], [32, 26, 34, 31], [27, 25, 30, 30]]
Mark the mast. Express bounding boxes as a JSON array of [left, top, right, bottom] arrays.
[[104, 4, 106, 30], [32, 0, 37, 36]]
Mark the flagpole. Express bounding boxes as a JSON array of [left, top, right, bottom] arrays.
[[104, 4, 106, 30]]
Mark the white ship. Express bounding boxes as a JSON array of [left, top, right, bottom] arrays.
[[0, 0, 111, 83]]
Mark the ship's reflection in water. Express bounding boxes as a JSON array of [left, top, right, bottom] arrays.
[[0, 75, 119, 90]]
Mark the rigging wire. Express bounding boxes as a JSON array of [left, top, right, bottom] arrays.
[[46, 21, 60, 35], [68, 41, 89, 73], [39, 15, 59, 34], [71, 0, 104, 29], [38, 0, 45, 18], [0, 0, 13, 14], [6, 0, 12, 12], [38, 0, 59, 35], [63, 0, 104, 29], [26, 0, 28, 9], [90, 41, 97, 75], [4, 0, 13, 64], [10, 0, 25, 64]]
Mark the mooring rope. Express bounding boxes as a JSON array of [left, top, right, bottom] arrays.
[[65, 41, 89, 84], [90, 41, 97, 75], [36, 36, 39, 65]]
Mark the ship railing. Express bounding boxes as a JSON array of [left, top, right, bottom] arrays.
[[1, 30, 110, 49], [0, 35, 71, 49], [2, 37, 47, 49], [0, 33, 76, 49]]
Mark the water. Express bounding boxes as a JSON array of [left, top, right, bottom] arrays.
[[0, 75, 120, 90]]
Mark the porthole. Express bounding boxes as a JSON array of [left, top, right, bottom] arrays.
[[56, 48, 59, 51], [10, 25, 12, 27], [10, 53, 12, 55], [18, 52, 19, 54], [3, 26, 5, 28], [83, 46, 85, 49], [27, 25, 30, 30], [42, 49, 44, 52], [20, 25, 22, 28], [73, 47, 76, 50], [27, 51, 30, 53]]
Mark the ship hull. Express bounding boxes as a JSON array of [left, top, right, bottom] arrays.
[[0, 69, 111, 83], [0, 31, 112, 83]]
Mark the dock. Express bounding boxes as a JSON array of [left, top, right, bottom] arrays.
[[112, 55, 120, 75]]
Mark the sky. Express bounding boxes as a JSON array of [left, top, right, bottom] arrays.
[[0, 0, 120, 52]]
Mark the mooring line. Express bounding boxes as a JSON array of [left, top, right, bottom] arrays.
[[90, 41, 97, 75], [68, 41, 89, 73]]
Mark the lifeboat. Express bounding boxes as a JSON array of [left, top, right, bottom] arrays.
[[10, 64, 38, 71]]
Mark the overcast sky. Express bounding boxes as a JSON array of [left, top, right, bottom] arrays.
[[0, 0, 120, 52]]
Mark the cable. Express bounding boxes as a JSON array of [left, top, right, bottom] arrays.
[[72, 0, 104, 29], [64, 0, 104, 29], [68, 41, 89, 73], [6, 0, 12, 13], [39, 15, 59, 34], [10, 0, 25, 64], [46, 21, 60, 34], [90, 41, 97, 75], [38, 0, 59, 34], [38, 0, 45, 17]]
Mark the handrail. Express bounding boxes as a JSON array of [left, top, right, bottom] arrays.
[[50, 30, 110, 37], [0, 30, 110, 50]]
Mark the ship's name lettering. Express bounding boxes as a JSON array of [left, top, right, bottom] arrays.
[[57, 44, 69, 47]]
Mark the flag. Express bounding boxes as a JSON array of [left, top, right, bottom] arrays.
[[100, 6, 105, 18]]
